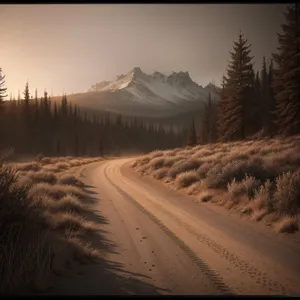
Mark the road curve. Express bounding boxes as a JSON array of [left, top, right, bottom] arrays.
[[53, 158, 300, 295]]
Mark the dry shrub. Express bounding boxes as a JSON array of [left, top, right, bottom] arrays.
[[274, 171, 300, 216], [138, 164, 150, 174], [153, 167, 169, 179], [42, 165, 61, 173], [46, 211, 97, 233], [168, 159, 201, 179], [39, 157, 53, 165], [58, 174, 84, 187], [149, 157, 166, 170], [0, 163, 53, 294], [196, 162, 214, 178], [68, 160, 82, 167], [14, 162, 41, 172], [251, 208, 269, 222], [28, 183, 88, 200], [47, 195, 86, 214], [250, 180, 274, 212], [66, 236, 101, 263], [175, 171, 199, 188], [187, 181, 206, 195], [227, 175, 261, 199], [133, 156, 151, 168], [163, 156, 180, 167], [55, 162, 69, 170], [274, 216, 299, 233], [21, 171, 57, 186], [206, 160, 270, 189], [164, 149, 178, 157], [149, 150, 164, 159]]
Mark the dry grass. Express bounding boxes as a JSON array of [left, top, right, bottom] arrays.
[[175, 171, 199, 188], [168, 159, 201, 179], [58, 174, 84, 187], [28, 182, 89, 200], [152, 167, 169, 179], [132, 135, 300, 234], [17, 171, 58, 188], [0, 156, 103, 294], [13, 162, 42, 172], [45, 211, 97, 233]]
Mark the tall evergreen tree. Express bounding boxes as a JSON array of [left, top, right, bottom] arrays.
[[23, 81, 30, 108], [273, 4, 300, 136], [260, 57, 269, 133], [267, 59, 276, 136], [218, 32, 255, 141]]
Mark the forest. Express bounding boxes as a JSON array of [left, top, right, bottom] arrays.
[[187, 4, 300, 146], [0, 86, 184, 158]]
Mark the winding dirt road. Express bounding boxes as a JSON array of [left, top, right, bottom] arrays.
[[52, 158, 300, 295]]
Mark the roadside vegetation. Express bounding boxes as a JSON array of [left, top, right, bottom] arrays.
[[0, 155, 103, 295], [132, 135, 300, 234]]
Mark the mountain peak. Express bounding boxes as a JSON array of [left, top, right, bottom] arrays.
[[131, 67, 144, 76], [167, 71, 193, 86], [151, 71, 166, 81]]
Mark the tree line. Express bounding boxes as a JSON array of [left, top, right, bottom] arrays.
[[0, 80, 184, 157], [187, 4, 299, 146]]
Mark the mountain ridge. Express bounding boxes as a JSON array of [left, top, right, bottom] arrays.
[[87, 67, 219, 109]]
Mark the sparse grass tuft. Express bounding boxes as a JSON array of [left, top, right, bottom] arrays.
[[274, 171, 300, 216], [175, 171, 199, 188], [28, 183, 89, 200], [58, 174, 84, 187], [153, 167, 169, 179], [168, 159, 201, 179], [227, 175, 261, 199], [45, 211, 97, 233]]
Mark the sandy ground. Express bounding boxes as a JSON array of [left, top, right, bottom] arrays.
[[48, 158, 300, 295]]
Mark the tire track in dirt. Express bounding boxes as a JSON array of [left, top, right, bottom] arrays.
[[104, 166, 234, 295]]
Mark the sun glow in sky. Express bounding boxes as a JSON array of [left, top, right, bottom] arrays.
[[1, 4, 286, 98]]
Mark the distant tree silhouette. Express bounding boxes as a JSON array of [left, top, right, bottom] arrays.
[[187, 118, 197, 146], [0, 68, 7, 105]]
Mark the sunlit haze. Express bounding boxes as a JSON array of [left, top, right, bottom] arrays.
[[1, 4, 286, 98]]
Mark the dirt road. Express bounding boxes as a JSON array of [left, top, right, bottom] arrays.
[[51, 158, 300, 295]]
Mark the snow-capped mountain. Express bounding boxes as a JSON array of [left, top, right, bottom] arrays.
[[62, 67, 219, 119], [88, 67, 217, 109]]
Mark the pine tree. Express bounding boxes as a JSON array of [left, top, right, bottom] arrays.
[[260, 57, 269, 133], [218, 32, 255, 141], [268, 59, 276, 136], [254, 71, 261, 105], [61, 94, 68, 117], [187, 118, 197, 146], [0, 68, 7, 107], [23, 81, 30, 111], [273, 4, 300, 136]]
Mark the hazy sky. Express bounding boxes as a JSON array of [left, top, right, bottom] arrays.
[[1, 4, 286, 98]]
